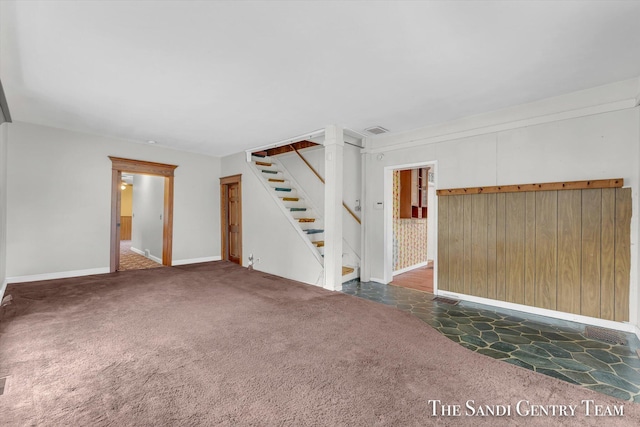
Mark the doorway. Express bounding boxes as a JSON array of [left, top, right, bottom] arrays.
[[220, 174, 242, 264], [384, 161, 437, 292], [109, 156, 177, 272]]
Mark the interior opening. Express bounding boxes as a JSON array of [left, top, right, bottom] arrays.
[[118, 173, 165, 271]]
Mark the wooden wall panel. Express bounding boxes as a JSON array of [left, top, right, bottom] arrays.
[[581, 189, 602, 318], [600, 189, 616, 320], [471, 195, 488, 298], [448, 196, 464, 293], [437, 185, 631, 322], [535, 191, 557, 310], [505, 193, 525, 304], [614, 188, 631, 322], [556, 190, 581, 315], [120, 216, 132, 241], [437, 196, 450, 291], [496, 194, 506, 301], [486, 194, 497, 300], [524, 193, 536, 306], [463, 196, 472, 295]]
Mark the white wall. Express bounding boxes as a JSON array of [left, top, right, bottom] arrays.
[[6, 122, 221, 279], [362, 79, 640, 331], [278, 143, 362, 261], [131, 174, 164, 261], [220, 152, 324, 286], [0, 122, 7, 292]]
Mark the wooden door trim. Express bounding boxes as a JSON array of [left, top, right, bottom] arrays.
[[220, 174, 242, 264], [109, 156, 178, 272]]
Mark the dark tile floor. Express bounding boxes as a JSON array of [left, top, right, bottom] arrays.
[[342, 280, 640, 403]]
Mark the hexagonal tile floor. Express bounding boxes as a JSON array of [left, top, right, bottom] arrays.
[[342, 280, 640, 403]]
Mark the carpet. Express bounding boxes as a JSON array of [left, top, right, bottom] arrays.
[[0, 262, 638, 426]]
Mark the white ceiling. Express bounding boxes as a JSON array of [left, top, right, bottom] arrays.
[[1, 1, 640, 157]]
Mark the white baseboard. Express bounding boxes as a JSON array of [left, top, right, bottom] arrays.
[[635, 325, 640, 341], [0, 279, 7, 301], [6, 267, 111, 284], [130, 246, 144, 256], [393, 261, 429, 276], [437, 290, 638, 334], [172, 256, 221, 266], [370, 277, 386, 284], [130, 246, 162, 264]]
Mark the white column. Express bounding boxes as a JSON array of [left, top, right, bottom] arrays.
[[324, 125, 344, 291]]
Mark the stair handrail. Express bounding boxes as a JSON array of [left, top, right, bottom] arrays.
[[290, 145, 361, 225]]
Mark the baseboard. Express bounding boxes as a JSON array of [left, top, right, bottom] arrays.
[[130, 246, 162, 263], [0, 279, 7, 301], [172, 256, 221, 266], [6, 267, 111, 284], [370, 277, 386, 284], [393, 261, 429, 276], [437, 290, 637, 334], [635, 325, 640, 341]]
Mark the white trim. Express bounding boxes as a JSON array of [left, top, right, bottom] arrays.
[[393, 261, 429, 276], [130, 247, 162, 264], [6, 268, 111, 284], [635, 325, 640, 341], [384, 161, 438, 291], [0, 280, 7, 301], [437, 290, 638, 334], [130, 246, 144, 256], [364, 99, 638, 154], [172, 256, 222, 266]]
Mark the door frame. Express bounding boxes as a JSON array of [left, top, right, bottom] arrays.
[[109, 156, 178, 272], [384, 160, 438, 290], [220, 174, 242, 264]]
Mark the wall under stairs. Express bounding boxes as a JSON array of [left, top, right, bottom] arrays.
[[220, 152, 325, 286]]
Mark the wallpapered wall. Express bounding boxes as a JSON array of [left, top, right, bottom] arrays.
[[393, 170, 428, 271]]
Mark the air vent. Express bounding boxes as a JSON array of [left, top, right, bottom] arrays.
[[364, 126, 389, 135], [432, 297, 460, 306], [584, 326, 627, 345]]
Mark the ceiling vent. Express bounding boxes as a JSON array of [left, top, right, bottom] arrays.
[[364, 126, 389, 135]]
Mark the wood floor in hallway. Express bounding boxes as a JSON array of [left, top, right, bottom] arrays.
[[391, 262, 433, 293]]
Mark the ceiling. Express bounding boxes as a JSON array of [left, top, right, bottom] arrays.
[[1, 1, 640, 157]]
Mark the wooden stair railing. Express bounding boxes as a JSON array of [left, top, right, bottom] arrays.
[[290, 145, 361, 225]]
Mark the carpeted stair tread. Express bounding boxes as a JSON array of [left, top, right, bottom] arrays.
[[282, 197, 299, 201], [290, 207, 307, 212], [298, 218, 316, 223], [305, 229, 323, 234], [261, 170, 278, 174], [268, 178, 285, 182], [313, 241, 324, 247], [275, 187, 292, 192], [255, 161, 272, 166], [252, 151, 267, 158]]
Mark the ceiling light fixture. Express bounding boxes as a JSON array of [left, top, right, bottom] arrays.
[[121, 183, 127, 190]]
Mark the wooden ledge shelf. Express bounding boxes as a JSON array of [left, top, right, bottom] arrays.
[[437, 178, 623, 196]]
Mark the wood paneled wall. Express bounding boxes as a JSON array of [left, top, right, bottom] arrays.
[[120, 216, 132, 241], [437, 188, 631, 321]]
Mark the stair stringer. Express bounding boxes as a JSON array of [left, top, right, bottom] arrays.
[[275, 156, 361, 275], [247, 158, 325, 272]]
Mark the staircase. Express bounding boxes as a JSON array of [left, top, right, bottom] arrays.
[[250, 152, 358, 283]]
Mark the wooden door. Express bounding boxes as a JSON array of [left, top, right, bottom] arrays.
[[220, 175, 242, 265], [227, 182, 241, 264]]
